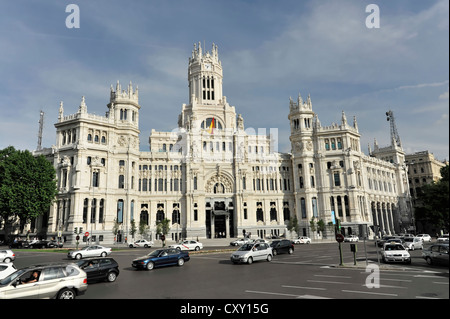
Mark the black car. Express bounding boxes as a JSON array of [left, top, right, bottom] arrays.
[[8, 240, 30, 249], [46, 240, 64, 248], [28, 240, 49, 249], [132, 248, 190, 270], [75, 257, 120, 283], [270, 239, 294, 255]]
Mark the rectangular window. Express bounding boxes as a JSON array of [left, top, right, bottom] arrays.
[[334, 173, 341, 187]]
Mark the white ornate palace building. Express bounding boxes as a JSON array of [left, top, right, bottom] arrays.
[[31, 42, 413, 245]]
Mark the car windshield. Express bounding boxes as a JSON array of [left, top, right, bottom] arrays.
[[404, 238, 413, 242], [0, 269, 25, 286], [148, 250, 164, 257], [385, 244, 405, 251], [238, 244, 253, 251], [270, 241, 280, 247]]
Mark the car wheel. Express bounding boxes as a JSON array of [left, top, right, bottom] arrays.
[[57, 288, 76, 299], [247, 257, 253, 265], [101, 252, 107, 257], [144, 244, 148, 248], [129, 244, 133, 248], [3, 257, 12, 263], [195, 246, 200, 251], [146, 261, 154, 270], [425, 257, 433, 265], [75, 254, 82, 260], [272, 249, 278, 256], [288, 248, 294, 254], [107, 272, 117, 282], [177, 258, 185, 266], [267, 254, 272, 262]]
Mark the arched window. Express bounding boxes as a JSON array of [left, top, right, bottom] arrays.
[[201, 117, 222, 131]]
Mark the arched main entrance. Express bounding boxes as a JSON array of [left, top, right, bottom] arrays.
[[204, 173, 235, 238]]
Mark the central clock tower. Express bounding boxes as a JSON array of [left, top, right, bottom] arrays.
[[188, 42, 223, 106]]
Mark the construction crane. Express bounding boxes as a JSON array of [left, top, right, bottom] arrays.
[[386, 110, 402, 148], [37, 110, 44, 151]]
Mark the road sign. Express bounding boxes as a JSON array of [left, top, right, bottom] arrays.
[[84, 232, 90, 237], [336, 233, 344, 243]]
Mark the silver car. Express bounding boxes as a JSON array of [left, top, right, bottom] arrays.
[[422, 244, 449, 266], [403, 237, 423, 250], [230, 242, 273, 264], [68, 245, 112, 260], [0, 263, 87, 299], [0, 250, 15, 263]]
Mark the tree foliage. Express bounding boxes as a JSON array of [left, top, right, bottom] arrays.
[[414, 165, 449, 232], [0, 146, 57, 238]]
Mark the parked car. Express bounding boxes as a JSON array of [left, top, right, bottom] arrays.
[[0, 263, 87, 299], [0, 263, 17, 280], [128, 239, 154, 248], [416, 234, 432, 242], [169, 240, 203, 251], [403, 237, 423, 250], [344, 235, 359, 242], [67, 245, 112, 260], [132, 248, 190, 270], [422, 244, 449, 266], [0, 250, 15, 263], [28, 240, 49, 249], [46, 240, 64, 248], [75, 257, 119, 283], [8, 241, 29, 249], [437, 234, 449, 243], [293, 236, 311, 244], [230, 242, 273, 264], [381, 242, 411, 264], [230, 238, 253, 246], [270, 239, 294, 256]]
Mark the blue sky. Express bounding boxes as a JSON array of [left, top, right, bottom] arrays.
[[0, 0, 448, 161]]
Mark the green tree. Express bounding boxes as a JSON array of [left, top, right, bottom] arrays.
[[138, 219, 149, 239], [287, 215, 300, 238], [130, 218, 137, 239], [112, 218, 120, 242], [414, 165, 449, 233], [0, 146, 57, 241], [156, 218, 171, 247]]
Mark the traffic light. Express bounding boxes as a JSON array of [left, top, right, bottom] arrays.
[[335, 219, 341, 234], [79, 227, 83, 234], [74, 227, 78, 234]]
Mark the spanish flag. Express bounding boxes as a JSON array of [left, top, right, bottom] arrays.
[[208, 117, 215, 134]]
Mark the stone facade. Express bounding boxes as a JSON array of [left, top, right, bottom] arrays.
[[31, 42, 413, 245]]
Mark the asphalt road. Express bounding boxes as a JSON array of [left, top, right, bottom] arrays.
[[5, 241, 448, 302]]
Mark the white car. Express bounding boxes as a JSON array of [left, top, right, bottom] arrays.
[[67, 245, 112, 260], [0, 263, 87, 299], [170, 240, 203, 251], [403, 237, 424, 250], [0, 263, 17, 280], [0, 250, 15, 263], [382, 242, 411, 264], [344, 235, 359, 242], [437, 234, 449, 243], [129, 239, 154, 248], [230, 242, 273, 264], [230, 238, 253, 246], [293, 236, 311, 244], [416, 234, 432, 242]]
